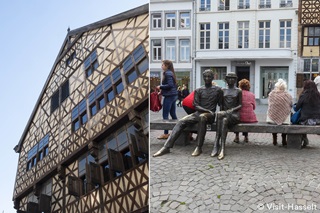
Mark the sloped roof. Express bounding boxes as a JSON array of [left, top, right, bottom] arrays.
[[14, 3, 149, 153]]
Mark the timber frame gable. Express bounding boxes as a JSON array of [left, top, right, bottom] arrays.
[[13, 4, 149, 213]]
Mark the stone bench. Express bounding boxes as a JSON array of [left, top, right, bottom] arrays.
[[150, 119, 320, 149]]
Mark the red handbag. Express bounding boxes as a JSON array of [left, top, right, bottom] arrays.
[[150, 90, 162, 112]]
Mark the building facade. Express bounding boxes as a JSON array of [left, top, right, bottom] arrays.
[[195, 0, 299, 101], [150, 0, 194, 91], [297, 0, 320, 95], [13, 4, 149, 213], [151, 0, 300, 101]]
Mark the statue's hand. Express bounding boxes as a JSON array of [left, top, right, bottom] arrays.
[[209, 110, 215, 117]]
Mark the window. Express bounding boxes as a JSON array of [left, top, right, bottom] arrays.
[[26, 134, 50, 171], [238, 21, 249, 48], [97, 122, 148, 184], [165, 13, 176, 29], [280, 0, 292, 7], [200, 23, 210, 49], [304, 59, 319, 72], [304, 26, 320, 46], [259, 21, 271, 48], [238, 0, 250, 9], [112, 68, 124, 95], [180, 12, 190, 28], [104, 76, 115, 102], [218, 22, 229, 49], [68, 154, 100, 197], [179, 39, 190, 62], [50, 80, 70, 113], [66, 51, 76, 67], [200, 0, 211, 11], [88, 82, 105, 117], [259, 0, 271, 8], [280, 20, 291, 48], [165, 39, 176, 61], [151, 39, 162, 61], [71, 99, 87, 132], [218, 0, 230, 10], [84, 50, 99, 77], [151, 13, 161, 29]]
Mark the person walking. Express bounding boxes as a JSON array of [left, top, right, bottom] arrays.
[[266, 79, 292, 146], [233, 79, 258, 143], [156, 60, 178, 140], [177, 86, 183, 107]]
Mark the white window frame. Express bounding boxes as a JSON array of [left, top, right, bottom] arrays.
[[218, 0, 230, 11], [218, 22, 229, 49], [151, 39, 162, 62], [180, 12, 190, 29], [151, 13, 162, 30], [259, 0, 271, 8], [165, 12, 176, 29], [259, 21, 271, 48], [165, 39, 176, 61], [280, 0, 292, 7], [200, 0, 211, 11], [238, 0, 250, 9], [237, 21, 249, 49], [179, 39, 190, 62], [200, 23, 211, 49], [279, 20, 292, 48]]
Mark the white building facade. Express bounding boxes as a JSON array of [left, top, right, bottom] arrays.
[[195, 0, 298, 101], [150, 0, 195, 91]]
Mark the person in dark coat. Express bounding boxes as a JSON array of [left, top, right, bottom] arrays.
[[295, 80, 320, 146]]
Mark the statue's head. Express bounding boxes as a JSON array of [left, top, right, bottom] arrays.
[[225, 72, 237, 80], [203, 69, 214, 85], [203, 69, 214, 77], [225, 72, 237, 86]]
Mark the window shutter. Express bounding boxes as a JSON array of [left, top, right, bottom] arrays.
[[39, 194, 51, 213], [88, 162, 101, 185], [26, 202, 38, 213], [68, 176, 81, 197], [135, 130, 148, 155], [130, 134, 143, 158], [108, 149, 125, 172]]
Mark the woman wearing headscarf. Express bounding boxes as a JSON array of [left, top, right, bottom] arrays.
[[267, 79, 292, 146]]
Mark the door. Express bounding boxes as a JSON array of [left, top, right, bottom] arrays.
[[236, 66, 250, 86]]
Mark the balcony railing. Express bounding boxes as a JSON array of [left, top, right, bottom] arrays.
[[199, 6, 211, 11], [218, 5, 230, 11], [259, 4, 271, 9], [280, 2, 293, 7], [238, 4, 250, 9]]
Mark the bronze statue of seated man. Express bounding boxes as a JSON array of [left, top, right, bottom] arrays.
[[211, 72, 242, 160], [153, 69, 223, 157]]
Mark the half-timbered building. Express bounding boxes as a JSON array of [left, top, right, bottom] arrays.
[[13, 4, 149, 213], [297, 0, 320, 95]]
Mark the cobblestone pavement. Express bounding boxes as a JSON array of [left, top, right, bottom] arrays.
[[150, 104, 320, 213]]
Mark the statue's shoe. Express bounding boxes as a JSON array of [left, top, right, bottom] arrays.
[[191, 146, 202, 156], [153, 147, 170, 157]]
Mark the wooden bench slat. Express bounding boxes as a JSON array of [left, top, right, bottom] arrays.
[[150, 119, 320, 134]]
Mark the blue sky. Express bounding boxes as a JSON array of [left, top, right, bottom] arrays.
[[0, 1, 148, 212]]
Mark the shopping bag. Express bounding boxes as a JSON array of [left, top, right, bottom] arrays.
[[150, 90, 162, 112], [291, 108, 301, 124]]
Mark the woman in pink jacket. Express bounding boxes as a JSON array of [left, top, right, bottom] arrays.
[[234, 79, 258, 143]]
